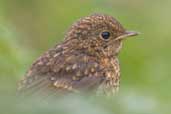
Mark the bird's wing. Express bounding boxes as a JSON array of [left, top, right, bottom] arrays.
[[18, 49, 105, 96]]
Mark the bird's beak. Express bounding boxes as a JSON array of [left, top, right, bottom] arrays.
[[114, 31, 139, 41]]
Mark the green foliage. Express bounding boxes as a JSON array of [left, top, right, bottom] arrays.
[[0, 0, 170, 114]]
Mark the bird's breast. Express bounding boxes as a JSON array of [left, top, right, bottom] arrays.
[[98, 57, 120, 95]]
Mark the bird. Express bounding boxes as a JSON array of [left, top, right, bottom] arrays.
[[18, 13, 138, 96]]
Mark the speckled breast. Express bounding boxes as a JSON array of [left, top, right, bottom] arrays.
[[97, 57, 120, 96]]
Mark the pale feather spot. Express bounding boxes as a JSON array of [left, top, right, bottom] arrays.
[[63, 84, 68, 89], [84, 69, 89, 75], [90, 67, 95, 73], [54, 53, 60, 57], [50, 77, 56, 81], [106, 72, 112, 78], [83, 56, 87, 62], [54, 81, 59, 86], [72, 76, 77, 80], [66, 66, 71, 71], [57, 45, 62, 48], [37, 61, 43, 65], [72, 64, 77, 70]]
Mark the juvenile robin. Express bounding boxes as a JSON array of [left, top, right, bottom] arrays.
[[18, 13, 138, 96]]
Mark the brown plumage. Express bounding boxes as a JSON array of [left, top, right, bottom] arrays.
[[18, 14, 138, 96]]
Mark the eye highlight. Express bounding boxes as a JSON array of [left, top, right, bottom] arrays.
[[101, 31, 110, 40]]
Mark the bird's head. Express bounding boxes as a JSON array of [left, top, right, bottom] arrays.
[[65, 14, 138, 57]]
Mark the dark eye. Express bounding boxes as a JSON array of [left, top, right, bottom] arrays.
[[101, 31, 110, 40]]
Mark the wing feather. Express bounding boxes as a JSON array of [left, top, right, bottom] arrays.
[[18, 48, 105, 96]]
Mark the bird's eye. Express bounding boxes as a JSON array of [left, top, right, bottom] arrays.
[[101, 31, 110, 40]]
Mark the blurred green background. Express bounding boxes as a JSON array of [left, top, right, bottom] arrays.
[[0, 0, 170, 114]]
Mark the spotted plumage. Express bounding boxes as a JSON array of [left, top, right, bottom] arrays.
[[18, 13, 138, 96]]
